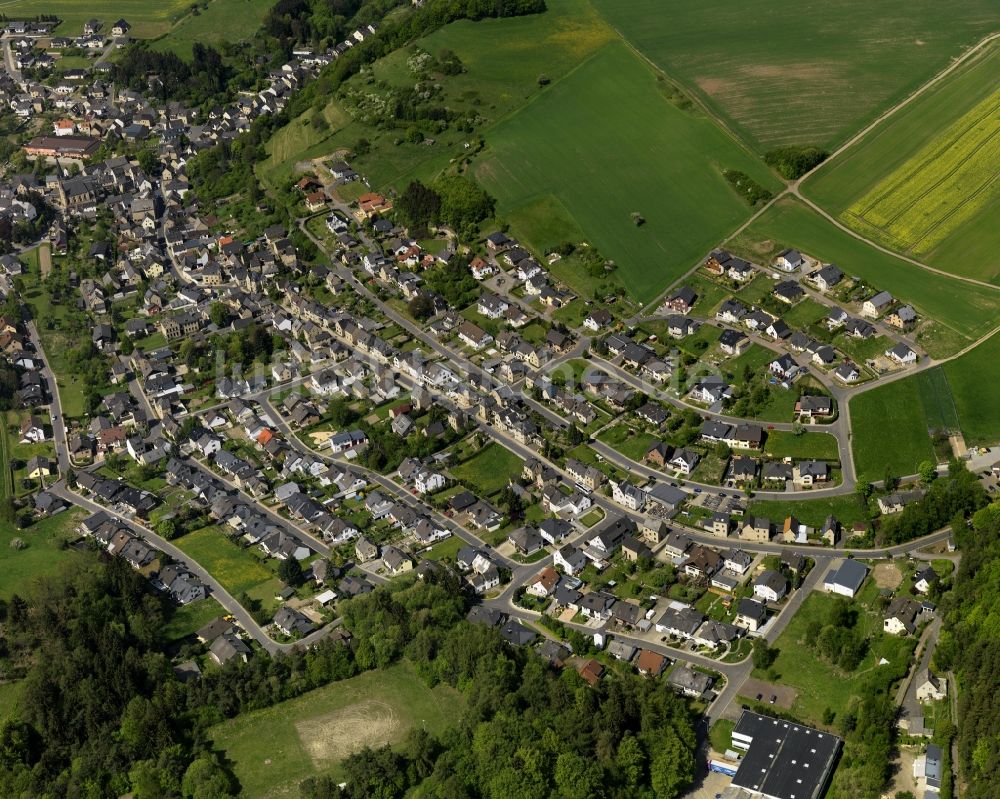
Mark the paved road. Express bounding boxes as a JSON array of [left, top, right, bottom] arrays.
[[47, 480, 339, 654], [25, 320, 70, 472], [897, 616, 942, 735]]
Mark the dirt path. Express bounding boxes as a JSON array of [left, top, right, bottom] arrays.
[[38, 242, 51, 278]]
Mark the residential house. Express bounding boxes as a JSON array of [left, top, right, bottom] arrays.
[[753, 570, 788, 602]]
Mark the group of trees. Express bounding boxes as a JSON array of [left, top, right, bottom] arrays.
[[396, 177, 495, 239], [934, 500, 1000, 799], [876, 461, 987, 545], [421, 251, 480, 309], [113, 43, 232, 105], [806, 597, 867, 671], [763, 146, 828, 180], [0, 536, 700, 799]]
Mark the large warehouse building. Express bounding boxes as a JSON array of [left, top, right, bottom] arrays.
[[729, 711, 842, 799]]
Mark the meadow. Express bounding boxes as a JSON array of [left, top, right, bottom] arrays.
[[752, 589, 915, 726], [849, 377, 937, 482], [450, 442, 524, 497], [174, 525, 284, 613], [850, 332, 1000, 478], [257, 0, 618, 191], [747, 495, 868, 528], [727, 198, 1000, 354], [475, 41, 781, 303], [211, 662, 459, 797], [0, 510, 88, 600], [762, 431, 840, 462], [804, 42, 1000, 282], [591, 0, 999, 152], [149, 0, 274, 56]]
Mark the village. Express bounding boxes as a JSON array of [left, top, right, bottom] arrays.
[[0, 11, 988, 799]]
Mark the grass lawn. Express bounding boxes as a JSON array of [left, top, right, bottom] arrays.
[[450, 443, 523, 497], [756, 590, 916, 725], [474, 40, 780, 304], [422, 535, 464, 564], [593, 0, 998, 152], [0, 680, 24, 724], [596, 423, 658, 463], [727, 198, 1000, 351], [708, 718, 735, 754], [174, 526, 283, 612], [763, 430, 839, 461], [804, 43, 1000, 283], [849, 378, 937, 481], [210, 661, 460, 797], [5, 0, 194, 38], [160, 597, 227, 643], [0, 510, 88, 600], [782, 298, 829, 329], [748, 495, 868, 528], [579, 508, 605, 528], [150, 0, 274, 56]]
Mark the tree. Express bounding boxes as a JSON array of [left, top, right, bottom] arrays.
[[616, 733, 646, 789], [918, 461, 937, 485], [155, 518, 179, 540], [278, 556, 303, 587], [181, 755, 236, 799], [650, 736, 693, 798], [407, 292, 436, 321], [555, 751, 605, 799], [209, 301, 229, 327], [752, 638, 777, 670], [883, 467, 898, 492]]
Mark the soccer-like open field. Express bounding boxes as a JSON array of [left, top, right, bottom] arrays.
[[475, 41, 781, 303], [211, 662, 459, 798], [591, 0, 999, 152], [727, 199, 1000, 352], [805, 42, 1000, 282]]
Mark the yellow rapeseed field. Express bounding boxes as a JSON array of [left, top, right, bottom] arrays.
[[844, 88, 1000, 255]]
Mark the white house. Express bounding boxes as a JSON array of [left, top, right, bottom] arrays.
[[611, 480, 646, 511], [752, 570, 788, 602]]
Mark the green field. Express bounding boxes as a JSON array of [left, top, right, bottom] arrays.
[[592, 0, 999, 152], [211, 662, 459, 797], [727, 198, 1000, 353], [805, 43, 1000, 282], [849, 377, 937, 481], [450, 443, 524, 497], [475, 41, 780, 303], [258, 0, 618, 191], [7, 0, 194, 38], [597, 423, 659, 463], [0, 510, 88, 600], [748, 495, 868, 528], [763, 431, 840, 461], [150, 0, 274, 56], [174, 526, 283, 612], [160, 597, 227, 643], [851, 331, 1000, 477]]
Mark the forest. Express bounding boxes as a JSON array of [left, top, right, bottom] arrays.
[[934, 498, 1000, 799], [0, 555, 697, 799]]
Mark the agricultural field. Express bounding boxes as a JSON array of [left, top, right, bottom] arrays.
[[591, 0, 999, 152], [210, 662, 459, 797], [727, 198, 1000, 355], [842, 87, 1000, 266], [940, 330, 1000, 445], [762, 431, 840, 462], [8, 0, 195, 38], [475, 42, 781, 303], [805, 43, 1000, 282], [150, 0, 274, 56]]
